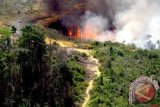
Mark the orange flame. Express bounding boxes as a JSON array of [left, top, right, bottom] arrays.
[[68, 29, 73, 38], [82, 26, 97, 40], [67, 26, 101, 40], [67, 26, 81, 39]]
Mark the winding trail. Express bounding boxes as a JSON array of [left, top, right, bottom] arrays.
[[45, 37, 101, 107], [81, 55, 101, 107]]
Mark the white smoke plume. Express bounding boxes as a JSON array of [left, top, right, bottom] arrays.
[[81, 0, 160, 49]]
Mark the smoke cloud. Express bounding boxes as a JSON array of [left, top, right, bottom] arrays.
[[81, 0, 160, 49]]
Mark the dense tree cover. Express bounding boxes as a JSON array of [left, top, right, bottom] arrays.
[[0, 26, 12, 106], [88, 41, 160, 107], [46, 48, 87, 107], [68, 55, 87, 104], [0, 25, 86, 107], [2, 24, 160, 107]]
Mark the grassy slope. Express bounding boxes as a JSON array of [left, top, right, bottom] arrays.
[[88, 41, 160, 107]]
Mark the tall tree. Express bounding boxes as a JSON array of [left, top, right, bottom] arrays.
[[18, 25, 46, 106], [0, 26, 12, 106]]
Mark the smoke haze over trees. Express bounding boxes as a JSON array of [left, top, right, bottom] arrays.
[[80, 0, 160, 49]]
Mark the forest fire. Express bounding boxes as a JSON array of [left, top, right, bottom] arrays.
[[40, 0, 160, 49], [67, 26, 81, 39], [67, 26, 98, 40], [81, 25, 97, 40]]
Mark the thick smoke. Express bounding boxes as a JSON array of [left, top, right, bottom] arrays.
[[81, 0, 160, 49]]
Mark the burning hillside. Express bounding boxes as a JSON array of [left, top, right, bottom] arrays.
[[1, 1, 160, 107], [3, 0, 160, 49], [40, 0, 160, 49]]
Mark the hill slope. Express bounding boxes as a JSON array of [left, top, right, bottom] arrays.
[[88, 41, 160, 106]]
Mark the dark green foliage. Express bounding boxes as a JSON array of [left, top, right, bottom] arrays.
[[89, 42, 160, 107], [18, 25, 46, 100], [0, 26, 13, 106], [0, 26, 12, 52], [2, 24, 160, 107], [0, 25, 88, 107], [19, 25, 46, 62], [67, 58, 87, 103], [47, 48, 86, 107]]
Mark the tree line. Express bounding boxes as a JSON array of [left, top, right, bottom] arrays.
[[0, 25, 86, 107]]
